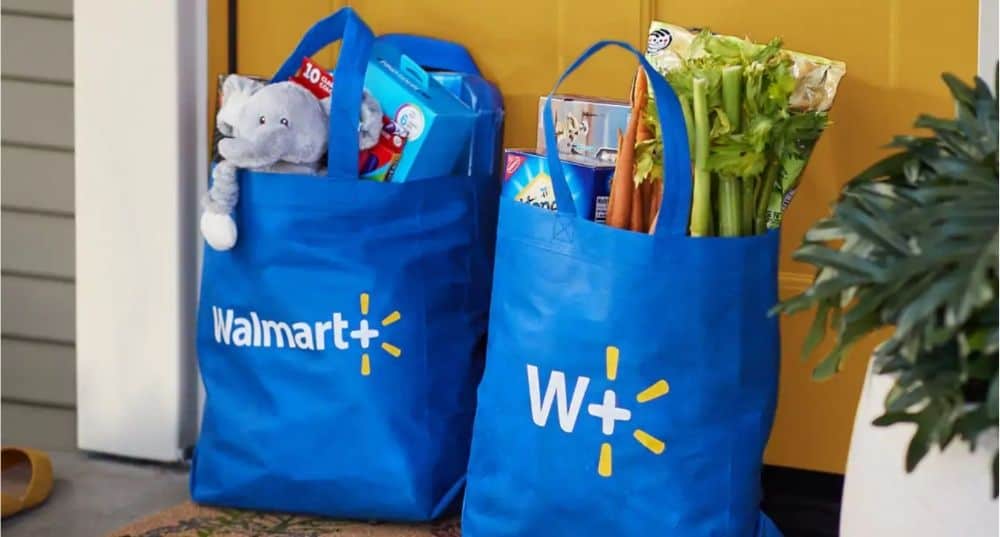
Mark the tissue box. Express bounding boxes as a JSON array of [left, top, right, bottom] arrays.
[[501, 150, 613, 222], [536, 95, 630, 165], [364, 46, 476, 182]]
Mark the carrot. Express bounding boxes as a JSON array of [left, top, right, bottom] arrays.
[[630, 180, 657, 230], [630, 181, 647, 232], [629, 68, 656, 233], [634, 69, 652, 146], [605, 131, 633, 228], [606, 70, 646, 229]]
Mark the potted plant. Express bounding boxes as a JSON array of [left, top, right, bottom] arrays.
[[776, 70, 998, 535]]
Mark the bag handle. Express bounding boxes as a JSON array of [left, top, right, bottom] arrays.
[[376, 34, 481, 75], [541, 40, 692, 236], [271, 8, 375, 178]]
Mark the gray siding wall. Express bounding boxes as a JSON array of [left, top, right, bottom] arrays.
[[1, 0, 76, 450]]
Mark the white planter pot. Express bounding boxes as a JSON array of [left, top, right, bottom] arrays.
[[840, 359, 998, 536]]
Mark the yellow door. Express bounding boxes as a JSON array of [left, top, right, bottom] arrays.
[[216, 0, 979, 474]]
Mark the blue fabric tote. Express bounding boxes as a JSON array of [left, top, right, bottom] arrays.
[[462, 41, 783, 536], [192, 8, 499, 521]]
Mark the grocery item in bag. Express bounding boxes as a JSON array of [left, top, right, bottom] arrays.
[[202, 73, 377, 251], [365, 44, 476, 181], [502, 149, 612, 222], [375, 33, 506, 179], [641, 20, 846, 234], [289, 57, 409, 181], [536, 95, 630, 165], [645, 21, 845, 112]]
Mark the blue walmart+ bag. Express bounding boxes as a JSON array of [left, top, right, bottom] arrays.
[[462, 41, 783, 536], [192, 8, 499, 521]]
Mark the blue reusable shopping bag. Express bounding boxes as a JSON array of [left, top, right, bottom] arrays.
[[191, 8, 499, 521], [462, 41, 783, 536]]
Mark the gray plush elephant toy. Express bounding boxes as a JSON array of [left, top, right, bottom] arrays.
[[201, 74, 383, 251]]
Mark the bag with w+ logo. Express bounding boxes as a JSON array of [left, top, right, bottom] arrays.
[[462, 41, 783, 536]]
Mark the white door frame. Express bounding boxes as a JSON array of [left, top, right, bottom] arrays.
[[75, 0, 207, 461], [980, 0, 998, 84]]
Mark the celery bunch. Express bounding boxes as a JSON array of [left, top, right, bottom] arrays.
[[637, 30, 832, 236]]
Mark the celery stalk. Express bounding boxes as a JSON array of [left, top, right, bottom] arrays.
[[678, 94, 696, 155], [741, 176, 756, 234], [755, 161, 780, 233], [721, 65, 742, 132], [690, 77, 712, 237], [718, 176, 741, 237], [722, 65, 746, 235]]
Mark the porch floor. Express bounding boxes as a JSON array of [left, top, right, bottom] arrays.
[[2, 450, 189, 537]]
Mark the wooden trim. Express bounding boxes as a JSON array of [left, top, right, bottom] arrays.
[[778, 271, 813, 299]]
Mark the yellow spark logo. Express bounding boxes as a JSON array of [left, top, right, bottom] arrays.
[[356, 292, 402, 377], [593, 345, 669, 478]]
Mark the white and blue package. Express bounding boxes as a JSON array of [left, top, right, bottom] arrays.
[[502, 150, 613, 222]]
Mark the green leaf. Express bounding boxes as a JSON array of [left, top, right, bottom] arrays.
[[936, 407, 958, 449], [885, 382, 929, 412], [852, 151, 911, 183], [893, 274, 964, 342], [705, 135, 769, 177], [792, 244, 887, 282], [812, 345, 846, 380], [905, 409, 937, 472], [915, 114, 962, 133], [954, 407, 994, 440], [834, 196, 912, 255], [802, 300, 830, 358], [873, 410, 920, 427], [942, 73, 975, 109]]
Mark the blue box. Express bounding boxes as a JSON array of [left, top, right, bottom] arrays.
[[364, 45, 476, 181], [501, 150, 613, 222]]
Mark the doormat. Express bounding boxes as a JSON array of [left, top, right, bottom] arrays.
[[108, 502, 461, 537]]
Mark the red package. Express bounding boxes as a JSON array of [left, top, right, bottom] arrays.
[[290, 57, 333, 99], [289, 57, 408, 180]]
